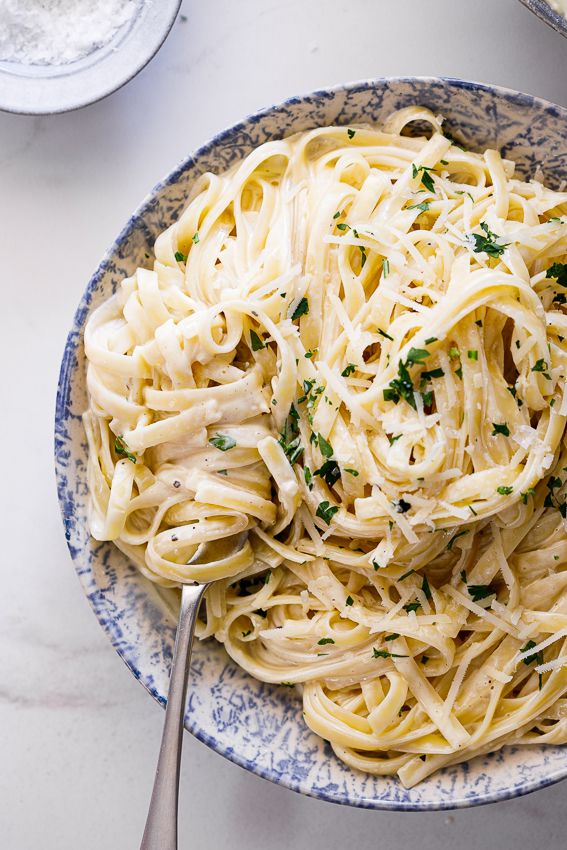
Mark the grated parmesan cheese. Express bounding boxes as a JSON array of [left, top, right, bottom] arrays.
[[0, 0, 138, 65]]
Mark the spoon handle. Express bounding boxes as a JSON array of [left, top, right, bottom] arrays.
[[140, 582, 208, 850]]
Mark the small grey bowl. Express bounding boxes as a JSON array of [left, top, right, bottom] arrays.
[[0, 0, 181, 115], [520, 0, 567, 37]]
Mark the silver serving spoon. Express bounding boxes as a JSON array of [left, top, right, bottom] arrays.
[[140, 531, 249, 850]]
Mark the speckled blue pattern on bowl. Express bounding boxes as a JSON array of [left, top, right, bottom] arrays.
[[55, 77, 567, 810]]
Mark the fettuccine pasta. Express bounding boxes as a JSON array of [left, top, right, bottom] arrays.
[[84, 106, 567, 786]]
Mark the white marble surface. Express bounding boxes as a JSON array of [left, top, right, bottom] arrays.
[[2, 1, 567, 847]]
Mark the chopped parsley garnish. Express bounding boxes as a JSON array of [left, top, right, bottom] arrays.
[[497, 485, 513, 495], [467, 584, 496, 602], [412, 163, 435, 193], [460, 570, 467, 583], [468, 222, 509, 258], [279, 406, 303, 464], [546, 262, 567, 287], [421, 575, 432, 600], [344, 468, 359, 476], [209, 433, 236, 452], [455, 366, 463, 380], [385, 633, 400, 641], [316, 500, 339, 525], [304, 348, 317, 359], [291, 296, 309, 321], [492, 422, 510, 437], [407, 201, 430, 213], [337, 222, 350, 231], [192, 231, 200, 244], [249, 329, 265, 351], [114, 435, 136, 463], [341, 363, 356, 377], [449, 347, 460, 359], [317, 434, 333, 458], [333, 210, 341, 219], [403, 601, 421, 613], [521, 640, 544, 689], [345, 595, 354, 606], [383, 259, 390, 277], [398, 569, 415, 581], [447, 529, 468, 551], [373, 648, 407, 659], [393, 497, 411, 513], [174, 250, 186, 262], [406, 347, 430, 365], [532, 359, 551, 379], [317, 637, 335, 645], [420, 367, 444, 384], [521, 488, 536, 504], [384, 359, 416, 409], [347, 128, 356, 139], [314, 460, 341, 488], [543, 476, 567, 516], [377, 327, 394, 341], [388, 433, 402, 445], [425, 337, 438, 344], [467, 349, 478, 361]]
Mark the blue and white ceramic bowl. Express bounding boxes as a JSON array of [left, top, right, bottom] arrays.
[[55, 77, 567, 810]]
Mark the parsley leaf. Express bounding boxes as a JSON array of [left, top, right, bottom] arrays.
[[373, 648, 407, 659], [209, 433, 236, 452], [497, 485, 513, 495], [249, 329, 265, 351], [174, 250, 186, 262], [316, 501, 339, 525], [278, 406, 303, 465], [314, 460, 341, 488], [492, 422, 510, 437], [291, 297, 309, 321], [546, 262, 567, 287], [393, 497, 411, 513], [317, 434, 334, 458], [318, 637, 335, 645], [412, 163, 435, 193], [344, 468, 359, 476], [407, 201, 430, 213], [468, 222, 509, 258], [341, 363, 356, 377], [467, 584, 496, 602], [406, 348, 430, 365], [114, 435, 136, 463]]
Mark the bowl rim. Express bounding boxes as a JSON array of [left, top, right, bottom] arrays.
[[0, 0, 181, 116], [55, 75, 567, 811], [519, 0, 567, 38]]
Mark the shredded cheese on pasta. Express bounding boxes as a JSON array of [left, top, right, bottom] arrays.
[[84, 107, 567, 786]]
